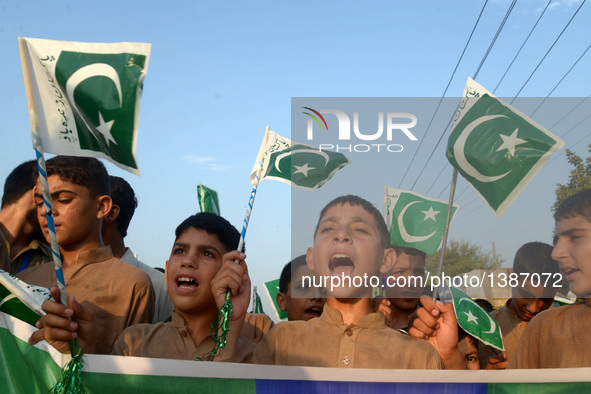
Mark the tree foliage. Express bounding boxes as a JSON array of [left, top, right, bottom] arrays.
[[426, 239, 503, 278], [553, 144, 591, 211]]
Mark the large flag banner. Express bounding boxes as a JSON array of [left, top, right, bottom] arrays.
[[19, 37, 151, 175], [446, 78, 564, 217], [449, 286, 504, 351], [3, 312, 591, 392], [250, 129, 350, 190], [384, 188, 459, 255], [197, 184, 220, 215], [263, 279, 287, 321], [2, 310, 591, 391]]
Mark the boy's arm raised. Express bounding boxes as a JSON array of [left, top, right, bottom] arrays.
[[29, 286, 96, 354], [210, 251, 251, 362]]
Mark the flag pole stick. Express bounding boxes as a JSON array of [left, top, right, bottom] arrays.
[[204, 127, 267, 360], [237, 158, 264, 253], [31, 132, 69, 307], [433, 168, 459, 300]]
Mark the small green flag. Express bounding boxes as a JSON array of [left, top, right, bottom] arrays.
[[446, 78, 564, 217], [197, 184, 220, 215], [19, 37, 151, 175], [449, 286, 504, 351], [263, 279, 287, 321], [384, 187, 459, 255], [250, 286, 265, 314], [250, 129, 350, 190], [0, 271, 50, 326]]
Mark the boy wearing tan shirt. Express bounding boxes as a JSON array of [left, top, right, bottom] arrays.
[[36, 212, 253, 362], [509, 189, 591, 368], [252, 195, 445, 369], [19, 156, 154, 354]]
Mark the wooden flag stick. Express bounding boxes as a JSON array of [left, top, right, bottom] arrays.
[[433, 168, 459, 300]]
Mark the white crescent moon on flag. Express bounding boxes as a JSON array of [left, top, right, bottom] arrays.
[[398, 201, 437, 243], [453, 114, 511, 183], [459, 297, 497, 334], [65, 64, 122, 144], [274, 149, 330, 173]]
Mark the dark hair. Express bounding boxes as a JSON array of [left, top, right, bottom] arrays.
[[175, 212, 243, 253], [457, 326, 478, 347], [279, 255, 308, 294], [473, 298, 494, 313], [313, 195, 390, 248], [1, 160, 38, 208], [513, 242, 559, 276], [554, 188, 591, 223], [44, 156, 110, 198], [392, 245, 426, 259], [109, 176, 138, 238]]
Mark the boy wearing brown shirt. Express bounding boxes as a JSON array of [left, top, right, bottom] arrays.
[[37, 212, 253, 362], [482, 242, 558, 369], [18, 156, 154, 354], [252, 195, 444, 369], [509, 189, 591, 368]]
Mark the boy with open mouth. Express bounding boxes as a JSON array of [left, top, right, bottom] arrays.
[[252, 195, 444, 369]]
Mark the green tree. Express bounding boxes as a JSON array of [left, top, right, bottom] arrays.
[[426, 239, 503, 278], [553, 144, 591, 211]]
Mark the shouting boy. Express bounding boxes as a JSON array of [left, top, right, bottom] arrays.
[[276, 254, 326, 321], [252, 195, 443, 369], [35, 212, 253, 362]]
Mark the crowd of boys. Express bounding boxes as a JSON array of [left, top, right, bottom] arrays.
[[1, 156, 590, 370]]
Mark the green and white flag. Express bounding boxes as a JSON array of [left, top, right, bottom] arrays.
[[250, 129, 350, 190], [197, 184, 220, 215], [19, 37, 151, 175], [384, 187, 459, 255], [446, 78, 564, 217], [251, 286, 265, 314], [448, 286, 504, 351], [0, 270, 50, 326], [263, 279, 287, 321]]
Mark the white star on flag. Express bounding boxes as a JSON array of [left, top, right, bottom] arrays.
[[496, 128, 527, 157], [421, 206, 440, 221], [96, 111, 117, 146], [293, 163, 315, 177], [464, 310, 478, 324]]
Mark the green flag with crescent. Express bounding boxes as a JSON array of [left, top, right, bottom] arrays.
[[250, 129, 350, 190], [446, 78, 564, 217], [263, 279, 287, 321], [449, 286, 504, 351], [384, 187, 459, 255], [19, 37, 151, 175], [197, 184, 220, 215]]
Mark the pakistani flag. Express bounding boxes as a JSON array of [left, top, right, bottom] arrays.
[[250, 129, 350, 190], [0, 270, 50, 326], [19, 37, 151, 175], [449, 286, 504, 351], [263, 279, 287, 321], [384, 188, 459, 255], [446, 78, 564, 217], [197, 184, 220, 215]]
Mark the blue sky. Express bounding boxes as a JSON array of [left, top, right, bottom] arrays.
[[1, 1, 590, 316]]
